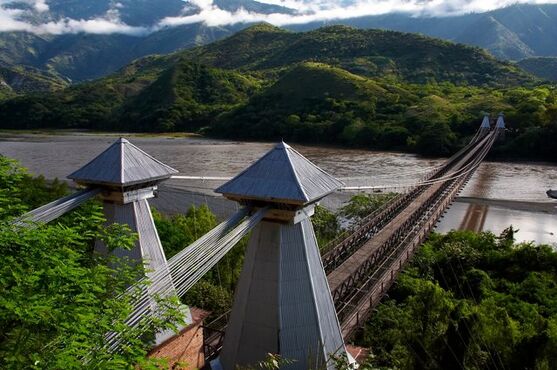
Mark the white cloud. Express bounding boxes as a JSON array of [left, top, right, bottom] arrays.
[[2, 0, 557, 35], [34, 0, 49, 12], [0, 0, 148, 34], [36, 18, 148, 35], [157, 0, 557, 29]]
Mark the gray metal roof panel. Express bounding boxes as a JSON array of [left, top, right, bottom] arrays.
[[216, 142, 343, 203], [68, 138, 178, 186]]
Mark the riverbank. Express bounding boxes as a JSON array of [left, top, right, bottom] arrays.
[[3, 129, 557, 166], [438, 198, 557, 246], [2, 131, 556, 245], [0, 129, 201, 139], [456, 197, 557, 214]]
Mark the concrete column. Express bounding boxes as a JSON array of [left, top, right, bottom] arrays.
[[218, 212, 345, 369]]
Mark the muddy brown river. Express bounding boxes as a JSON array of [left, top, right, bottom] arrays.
[[1, 132, 556, 246]]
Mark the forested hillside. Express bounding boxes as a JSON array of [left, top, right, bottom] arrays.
[[1, 25, 556, 161], [186, 24, 531, 86], [0, 65, 67, 98], [518, 57, 557, 82], [359, 229, 557, 369]]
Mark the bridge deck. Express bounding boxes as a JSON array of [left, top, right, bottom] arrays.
[[326, 131, 495, 309], [327, 178, 446, 291], [201, 130, 499, 354]]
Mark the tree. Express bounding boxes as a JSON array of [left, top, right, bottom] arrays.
[[311, 205, 340, 248], [339, 193, 397, 222], [0, 157, 185, 369], [358, 230, 557, 369], [416, 122, 457, 157]]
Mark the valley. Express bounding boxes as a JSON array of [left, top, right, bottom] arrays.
[[2, 24, 556, 162]]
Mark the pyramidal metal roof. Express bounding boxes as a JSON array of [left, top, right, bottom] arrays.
[[216, 142, 343, 203], [481, 115, 490, 129], [68, 138, 178, 187]]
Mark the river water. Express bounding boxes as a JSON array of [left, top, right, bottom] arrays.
[[1, 132, 556, 246]]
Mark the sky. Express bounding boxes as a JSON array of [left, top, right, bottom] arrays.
[[1, 0, 557, 35]]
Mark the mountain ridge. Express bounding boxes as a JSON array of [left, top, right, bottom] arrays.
[[0, 24, 555, 162], [2, 3, 557, 83]]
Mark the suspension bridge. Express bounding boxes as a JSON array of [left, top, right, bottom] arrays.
[[14, 114, 505, 369]]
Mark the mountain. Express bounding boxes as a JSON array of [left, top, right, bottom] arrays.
[[292, 4, 557, 61], [454, 16, 534, 61], [0, 24, 535, 130], [0, 0, 294, 82], [518, 57, 557, 82], [186, 24, 532, 86], [0, 65, 67, 98], [3, 2, 557, 85], [1, 24, 555, 161], [0, 24, 240, 82]]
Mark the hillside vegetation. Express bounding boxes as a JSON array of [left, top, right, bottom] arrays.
[[0, 65, 67, 98], [187, 24, 532, 86], [4, 3, 557, 82], [359, 229, 557, 369], [1, 25, 556, 161], [518, 57, 557, 82]]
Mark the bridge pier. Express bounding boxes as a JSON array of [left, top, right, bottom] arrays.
[[68, 138, 191, 345], [214, 142, 347, 369]]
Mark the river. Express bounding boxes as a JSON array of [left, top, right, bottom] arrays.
[[1, 132, 556, 246]]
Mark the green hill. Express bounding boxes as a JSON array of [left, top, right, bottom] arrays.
[[0, 66, 67, 99], [1, 25, 556, 161], [210, 62, 417, 145], [185, 25, 533, 87], [0, 59, 261, 131], [209, 62, 511, 155], [517, 57, 557, 82], [118, 61, 261, 131]]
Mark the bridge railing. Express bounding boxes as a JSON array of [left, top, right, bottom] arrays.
[[336, 131, 496, 338]]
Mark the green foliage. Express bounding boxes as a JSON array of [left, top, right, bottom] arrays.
[[415, 122, 458, 156], [518, 57, 557, 82], [0, 156, 69, 219], [1, 25, 557, 161], [0, 156, 27, 219], [358, 230, 557, 369], [152, 205, 218, 259], [0, 157, 185, 369], [312, 205, 340, 248], [154, 204, 246, 317], [183, 281, 232, 318], [339, 192, 397, 222]]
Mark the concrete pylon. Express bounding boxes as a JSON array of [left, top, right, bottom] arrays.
[[68, 138, 190, 344], [214, 142, 347, 369]]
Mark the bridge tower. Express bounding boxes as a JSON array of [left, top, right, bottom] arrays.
[[215, 142, 347, 369], [496, 113, 506, 130], [480, 114, 491, 131], [495, 113, 506, 140], [68, 138, 187, 344]]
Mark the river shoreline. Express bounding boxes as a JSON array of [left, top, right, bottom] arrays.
[[1, 129, 556, 167], [456, 197, 557, 214], [2, 131, 556, 245]]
